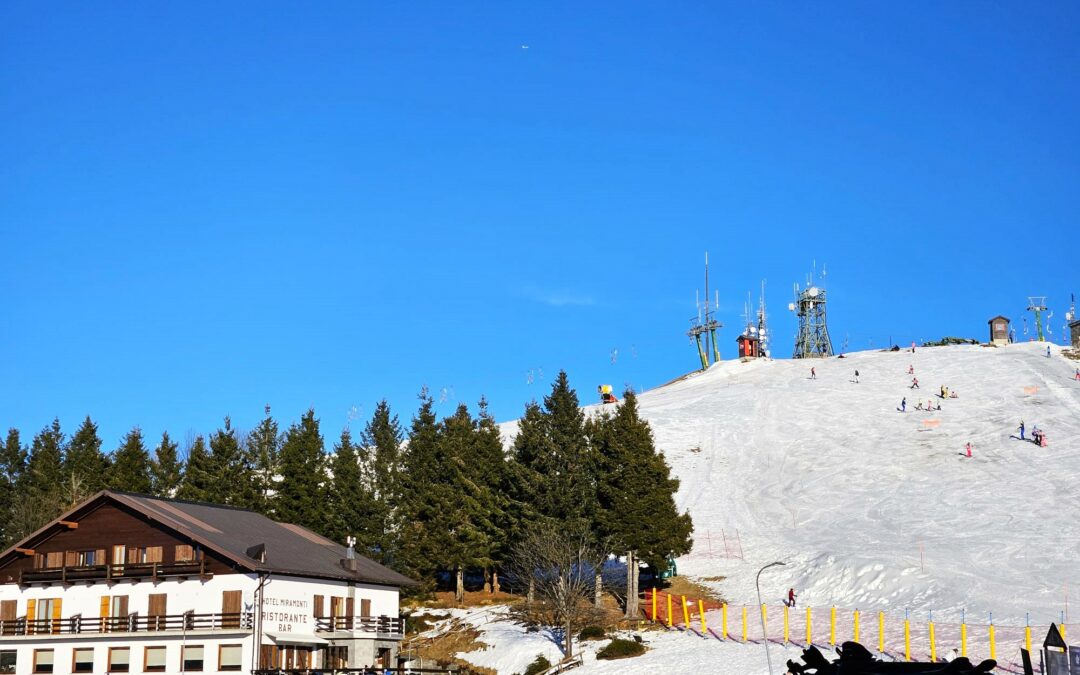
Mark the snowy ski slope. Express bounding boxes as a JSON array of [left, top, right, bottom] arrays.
[[506, 341, 1080, 626]]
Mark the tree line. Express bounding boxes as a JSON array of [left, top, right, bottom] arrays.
[[0, 371, 692, 609]]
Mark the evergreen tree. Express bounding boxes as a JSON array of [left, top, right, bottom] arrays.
[[246, 409, 280, 515], [326, 428, 376, 546], [474, 398, 519, 592], [0, 429, 28, 547], [176, 435, 213, 502], [150, 431, 183, 497], [542, 371, 594, 527], [397, 390, 447, 586], [109, 427, 153, 494], [207, 417, 255, 507], [274, 409, 327, 533], [359, 400, 403, 564], [592, 390, 692, 616], [65, 416, 110, 493], [26, 419, 66, 507]]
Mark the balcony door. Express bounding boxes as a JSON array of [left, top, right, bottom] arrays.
[[221, 591, 241, 628], [147, 594, 166, 631]]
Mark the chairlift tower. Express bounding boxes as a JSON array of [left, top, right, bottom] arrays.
[[1027, 296, 1048, 342], [687, 252, 722, 370], [788, 272, 833, 359]]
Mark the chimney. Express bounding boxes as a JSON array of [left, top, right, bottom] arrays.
[[345, 536, 356, 560], [245, 543, 266, 563]]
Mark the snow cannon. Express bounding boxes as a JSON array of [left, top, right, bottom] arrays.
[[598, 384, 618, 404]]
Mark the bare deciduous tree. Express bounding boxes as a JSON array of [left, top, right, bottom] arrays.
[[509, 524, 606, 658]]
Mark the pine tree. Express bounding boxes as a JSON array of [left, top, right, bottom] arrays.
[[176, 436, 213, 502], [474, 398, 518, 593], [150, 431, 183, 497], [109, 427, 153, 494], [207, 417, 255, 507], [274, 409, 327, 533], [0, 429, 28, 547], [246, 409, 280, 515], [26, 419, 66, 507], [66, 416, 110, 493], [592, 390, 692, 616], [326, 428, 376, 546], [397, 390, 447, 586], [359, 400, 403, 565], [542, 371, 594, 528]]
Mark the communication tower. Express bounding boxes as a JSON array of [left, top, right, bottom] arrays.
[[788, 267, 833, 359], [1027, 296, 1048, 342], [741, 281, 770, 357], [687, 252, 722, 370]]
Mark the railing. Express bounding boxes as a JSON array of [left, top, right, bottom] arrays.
[[19, 560, 209, 585], [0, 611, 252, 636], [314, 615, 404, 637], [254, 669, 455, 675]]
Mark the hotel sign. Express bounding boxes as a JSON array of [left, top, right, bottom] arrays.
[[262, 596, 311, 633]]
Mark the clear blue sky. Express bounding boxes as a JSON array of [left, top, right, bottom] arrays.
[[2, 2, 1077, 450]]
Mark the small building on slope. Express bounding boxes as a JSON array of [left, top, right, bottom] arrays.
[[0, 490, 414, 674]]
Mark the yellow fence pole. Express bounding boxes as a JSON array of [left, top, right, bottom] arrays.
[[806, 606, 812, 645], [681, 596, 690, 627], [830, 606, 837, 646], [904, 618, 911, 661], [988, 624, 996, 661], [783, 604, 789, 643], [651, 588, 657, 622], [742, 606, 748, 642], [761, 604, 768, 641], [699, 599, 706, 634], [929, 621, 936, 662], [722, 603, 728, 639], [960, 622, 967, 658], [667, 593, 673, 628], [1025, 625, 1032, 654], [878, 612, 884, 653], [854, 610, 861, 644]]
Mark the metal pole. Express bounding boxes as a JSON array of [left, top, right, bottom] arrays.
[[755, 561, 786, 675], [704, 252, 711, 366]]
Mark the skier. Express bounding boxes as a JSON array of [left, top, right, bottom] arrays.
[[787, 588, 797, 608], [908, 365, 914, 375], [965, 442, 972, 458], [1075, 368, 1080, 381], [1047, 345, 1052, 358], [940, 385, 946, 399], [1018, 420, 1025, 441], [910, 377, 920, 389], [854, 369, 860, 383], [901, 397, 906, 413], [810, 367, 816, 380]]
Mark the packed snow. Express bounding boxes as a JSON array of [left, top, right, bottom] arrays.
[[485, 341, 1080, 673]]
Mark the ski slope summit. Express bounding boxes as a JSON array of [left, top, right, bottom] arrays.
[[510, 342, 1080, 626]]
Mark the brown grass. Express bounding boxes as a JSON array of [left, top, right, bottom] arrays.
[[403, 625, 496, 675], [661, 575, 727, 604]]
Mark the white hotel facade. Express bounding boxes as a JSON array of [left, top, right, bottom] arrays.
[[0, 491, 414, 674]]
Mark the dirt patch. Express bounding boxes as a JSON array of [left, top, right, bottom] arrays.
[[403, 625, 495, 675], [662, 575, 727, 604], [406, 589, 523, 610]]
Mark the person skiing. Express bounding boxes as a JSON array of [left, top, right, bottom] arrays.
[[910, 377, 920, 389], [1018, 420, 1025, 440], [810, 367, 816, 380], [787, 588, 796, 608], [1075, 368, 1080, 381], [1047, 345, 1052, 358], [908, 365, 914, 375], [965, 442, 973, 458], [901, 397, 906, 412], [854, 369, 860, 383]]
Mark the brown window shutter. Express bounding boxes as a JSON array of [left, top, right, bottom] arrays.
[[221, 590, 241, 629], [46, 551, 64, 568], [330, 596, 342, 617], [147, 546, 163, 563], [1, 599, 15, 636], [360, 599, 371, 617], [51, 598, 62, 634], [345, 597, 355, 629], [64, 551, 79, 567], [33, 553, 45, 569], [313, 595, 324, 618], [118, 596, 129, 618], [127, 547, 139, 563], [175, 544, 193, 562], [95, 549, 106, 564]]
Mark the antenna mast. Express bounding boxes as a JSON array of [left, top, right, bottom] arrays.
[[686, 252, 722, 370], [1027, 296, 1048, 342], [789, 266, 834, 358]]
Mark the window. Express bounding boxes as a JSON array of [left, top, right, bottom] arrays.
[[72, 648, 94, 673], [0, 650, 15, 675], [219, 645, 242, 671], [32, 649, 53, 674], [325, 646, 348, 669], [44, 552, 63, 568], [182, 645, 204, 672], [144, 646, 166, 673], [175, 544, 194, 561], [111, 545, 126, 565], [108, 647, 130, 673]]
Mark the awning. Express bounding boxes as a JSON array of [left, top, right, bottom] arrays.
[[263, 632, 329, 645]]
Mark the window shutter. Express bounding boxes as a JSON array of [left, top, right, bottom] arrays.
[[100, 596, 110, 618], [360, 598, 371, 617], [26, 598, 36, 633], [147, 546, 163, 563], [51, 599, 62, 633], [313, 595, 324, 617], [175, 544, 193, 562], [116, 596, 129, 618], [46, 551, 64, 567], [95, 549, 106, 564], [127, 547, 139, 563], [64, 551, 79, 566]]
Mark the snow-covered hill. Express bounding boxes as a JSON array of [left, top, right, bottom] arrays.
[[506, 342, 1080, 626]]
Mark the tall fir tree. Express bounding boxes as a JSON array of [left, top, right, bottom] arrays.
[[397, 390, 448, 586], [542, 371, 595, 528], [592, 390, 693, 616], [474, 398, 518, 592], [359, 400, 403, 565], [150, 431, 183, 497], [109, 427, 153, 494], [274, 409, 327, 533], [65, 416, 110, 493], [326, 428, 377, 546], [176, 435, 213, 502], [246, 409, 280, 515], [26, 419, 66, 507], [0, 429, 28, 547], [207, 417, 255, 507]]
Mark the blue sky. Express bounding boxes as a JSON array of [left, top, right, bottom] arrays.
[[2, 2, 1077, 450]]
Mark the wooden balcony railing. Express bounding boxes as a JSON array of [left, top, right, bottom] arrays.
[[0, 611, 252, 636], [313, 615, 404, 637], [18, 560, 210, 585]]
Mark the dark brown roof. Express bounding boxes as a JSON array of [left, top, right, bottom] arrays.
[[0, 490, 415, 588], [987, 315, 1010, 323]]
